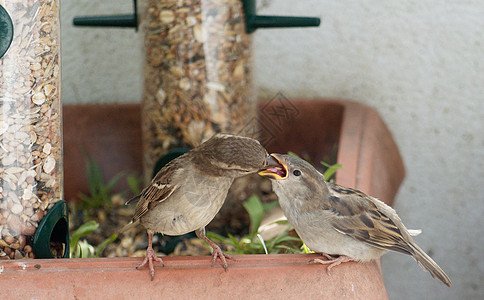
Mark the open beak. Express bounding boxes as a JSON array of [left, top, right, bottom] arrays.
[[258, 154, 288, 180]]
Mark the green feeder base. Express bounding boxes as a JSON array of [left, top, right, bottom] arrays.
[[0, 4, 14, 58], [33, 200, 69, 258]]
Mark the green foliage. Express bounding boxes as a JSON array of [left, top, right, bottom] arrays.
[[242, 194, 279, 237], [207, 195, 302, 255], [126, 174, 142, 195], [242, 194, 264, 236], [300, 243, 314, 254], [77, 157, 125, 210], [95, 233, 118, 257], [75, 240, 96, 258], [70, 220, 98, 252], [69, 220, 117, 258], [320, 161, 343, 181]]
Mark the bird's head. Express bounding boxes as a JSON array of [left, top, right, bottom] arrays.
[[192, 133, 271, 178], [258, 153, 326, 201]]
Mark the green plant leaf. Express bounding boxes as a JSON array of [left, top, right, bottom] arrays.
[[77, 240, 96, 258], [242, 194, 265, 237], [206, 232, 227, 243], [105, 171, 125, 193], [272, 235, 301, 245], [266, 226, 301, 251], [70, 220, 99, 257], [227, 233, 243, 250], [77, 193, 94, 208], [85, 157, 102, 196], [126, 174, 142, 195], [301, 243, 314, 253], [205, 192, 307, 255], [262, 200, 279, 212], [77, 156, 125, 210], [274, 244, 301, 253], [70, 221, 118, 258], [268, 234, 298, 250], [95, 234, 118, 257], [274, 220, 289, 225], [322, 162, 343, 180]]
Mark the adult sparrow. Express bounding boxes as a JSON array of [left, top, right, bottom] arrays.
[[258, 154, 451, 287], [121, 134, 271, 280]]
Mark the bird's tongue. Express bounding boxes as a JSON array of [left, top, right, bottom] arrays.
[[266, 166, 286, 177]]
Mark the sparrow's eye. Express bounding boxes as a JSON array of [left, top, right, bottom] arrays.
[[293, 170, 301, 176]]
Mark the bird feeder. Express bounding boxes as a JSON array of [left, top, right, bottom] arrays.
[[0, 1, 68, 260], [73, 0, 320, 181]]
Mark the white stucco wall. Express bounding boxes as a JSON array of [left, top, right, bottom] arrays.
[[61, 1, 483, 298], [61, 0, 142, 103]]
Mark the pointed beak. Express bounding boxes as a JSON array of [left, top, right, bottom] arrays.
[[258, 154, 288, 180], [263, 154, 280, 167]]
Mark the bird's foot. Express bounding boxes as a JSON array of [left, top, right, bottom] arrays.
[[309, 254, 353, 275], [210, 244, 233, 271], [195, 227, 233, 271], [137, 247, 164, 281]]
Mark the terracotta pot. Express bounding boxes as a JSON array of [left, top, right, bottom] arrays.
[[0, 99, 404, 299], [0, 254, 387, 299]]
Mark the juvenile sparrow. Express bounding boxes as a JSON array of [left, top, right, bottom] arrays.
[[121, 134, 271, 280], [258, 154, 451, 287]]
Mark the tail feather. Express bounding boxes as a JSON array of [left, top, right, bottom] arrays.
[[410, 243, 451, 287], [119, 219, 140, 234], [407, 229, 422, 236]]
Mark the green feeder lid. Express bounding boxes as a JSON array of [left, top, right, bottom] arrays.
[[0, 4, 14, 58], [33, 200, 70, 259]]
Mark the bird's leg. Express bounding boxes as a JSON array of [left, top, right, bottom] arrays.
[[195, 227, 233, 271], [137, 230, 164, 281], [309, 253, 353, 274]]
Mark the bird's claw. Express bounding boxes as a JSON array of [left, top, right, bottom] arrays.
[[137, 247, 164, 281], [211, 244, 233, 271], [195, 228, 233, 271], [309, 254, 353, 275]]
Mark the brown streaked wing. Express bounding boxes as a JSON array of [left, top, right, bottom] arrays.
[[131, 157, 182, 221], [328, 184, 413, 255]]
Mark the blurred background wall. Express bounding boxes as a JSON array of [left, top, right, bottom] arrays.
[[61, 1, 484, 298]]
